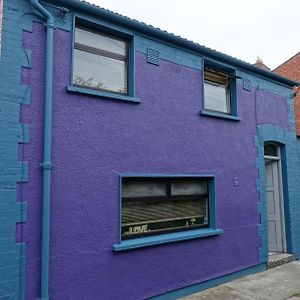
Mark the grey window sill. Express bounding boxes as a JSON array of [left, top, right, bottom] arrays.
[[200, 110, 241, 121], [67, 85, 141, 104]]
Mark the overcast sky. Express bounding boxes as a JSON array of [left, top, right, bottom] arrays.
[[87, 0, 299, 70]]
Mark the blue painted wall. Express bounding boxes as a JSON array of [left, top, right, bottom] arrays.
[[0, 0, 30, 298]]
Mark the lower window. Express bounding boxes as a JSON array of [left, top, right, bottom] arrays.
[[121, 177, 209, 240]]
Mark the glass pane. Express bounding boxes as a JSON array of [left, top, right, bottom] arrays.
[[171, 180, 207, 195], [122, 197, 208, 239], [264, 143, 278, 157], [204, 81, 231, 113], [73, 49, 127, 94], [205, 71, 227, 85], [75, 27, 126, 56], [123, 181, 166, 198]]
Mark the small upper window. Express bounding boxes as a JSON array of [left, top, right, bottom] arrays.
[[73, 24, 128, 95], [204, 67, 232, 114]]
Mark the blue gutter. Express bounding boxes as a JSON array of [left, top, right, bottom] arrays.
[[51, 0, 299, 88], [30, 1, 54, 299]]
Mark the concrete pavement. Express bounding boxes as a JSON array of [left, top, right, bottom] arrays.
[[181, 261, 300, 300]]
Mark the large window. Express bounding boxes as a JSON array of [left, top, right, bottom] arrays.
[[73, 23, 128, 95], [121, 177, 209, 240]]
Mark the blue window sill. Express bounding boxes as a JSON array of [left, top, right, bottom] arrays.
[[200, 110, 241, 121], [67, 85, 141, 104], [112, 228, 223, 252]]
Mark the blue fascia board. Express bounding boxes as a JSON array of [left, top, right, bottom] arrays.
[[113, 228, 223, 251], [49, 0, 299, 88]]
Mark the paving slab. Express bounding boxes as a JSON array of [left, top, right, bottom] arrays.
[[180, 261, 300, 300]]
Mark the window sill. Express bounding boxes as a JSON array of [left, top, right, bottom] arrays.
[[200, 110, 241, 121], [112, 228, 223, 252], [67, 85, 141, 104]]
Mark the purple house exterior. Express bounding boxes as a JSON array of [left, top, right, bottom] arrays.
[[1, 1, 300, 299]]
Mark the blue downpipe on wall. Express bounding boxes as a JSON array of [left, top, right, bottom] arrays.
[[29, 1, 54, 299]]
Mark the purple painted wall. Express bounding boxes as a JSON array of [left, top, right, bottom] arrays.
[[20, 23, 290, 299]]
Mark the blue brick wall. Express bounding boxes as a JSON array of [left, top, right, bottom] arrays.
[[0, 0, 31, 298]]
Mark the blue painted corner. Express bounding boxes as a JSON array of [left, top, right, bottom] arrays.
[[255, 124, 300, 263], [0, 0, 32, 299]]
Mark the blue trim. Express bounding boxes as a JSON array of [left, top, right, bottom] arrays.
[[113, 228, 223, 251], [0, 0, 30, 298], [67, 85, 141, 104], [254, 125, 300, 262], [52, 0, 299, 87], [208, 179, 217, 228], [70, 16, 137, 101], [114, 174, 221, 251], [200, 110, 241, 122], [150, 264, 266, 299]]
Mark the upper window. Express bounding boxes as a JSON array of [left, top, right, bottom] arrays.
[[204, 67, 232, 114], [121, 177, 209, 240], [73, 24, 128, 95]]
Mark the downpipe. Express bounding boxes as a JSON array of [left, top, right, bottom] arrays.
[[30, 1, 54, 299]]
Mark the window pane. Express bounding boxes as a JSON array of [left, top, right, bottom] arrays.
[[264, 144, 278, 157], [171, 181, 207, 195], [204, 71, 227, 85], [73, 49, 127, 94], [122, 197, 208, 239], [123, 181, 166, 198], [75, 27, 126, 56], [121, 178, 210, 239], [204, 82, 230, 113]]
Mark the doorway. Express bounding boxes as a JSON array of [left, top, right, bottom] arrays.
[[264, 143, 286, 253]]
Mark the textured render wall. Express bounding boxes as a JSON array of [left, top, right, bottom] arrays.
[[0, 0, 30, 299], [19, 19, 297, 299], [274, 52, 300, 136]]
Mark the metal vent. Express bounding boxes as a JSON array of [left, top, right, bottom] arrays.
[[147, 48, 160, 65], [243, 78, 252, 91]]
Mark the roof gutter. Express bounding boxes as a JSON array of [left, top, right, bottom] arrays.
[[30, 1, 54, 299], [52, 0, 298, 87]]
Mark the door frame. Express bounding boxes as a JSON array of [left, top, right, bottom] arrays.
[[264, 143, 287, 253]]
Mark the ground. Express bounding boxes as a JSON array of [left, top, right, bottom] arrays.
[[181, 261, 300, 300]]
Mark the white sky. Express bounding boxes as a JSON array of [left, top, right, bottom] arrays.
[[87, 0, 299, 70]]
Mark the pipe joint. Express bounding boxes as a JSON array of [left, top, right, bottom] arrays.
[[45, 22, 55, 29], [40, 161, 53, 170]]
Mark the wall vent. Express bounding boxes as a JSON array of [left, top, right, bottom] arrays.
[[243, 78, 252, 91], [147, 48, 160, 65]]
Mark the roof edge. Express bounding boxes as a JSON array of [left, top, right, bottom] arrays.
[[53, 0, 299, 87]]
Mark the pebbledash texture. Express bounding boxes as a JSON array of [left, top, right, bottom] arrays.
[[1, 0, 300, 299]]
